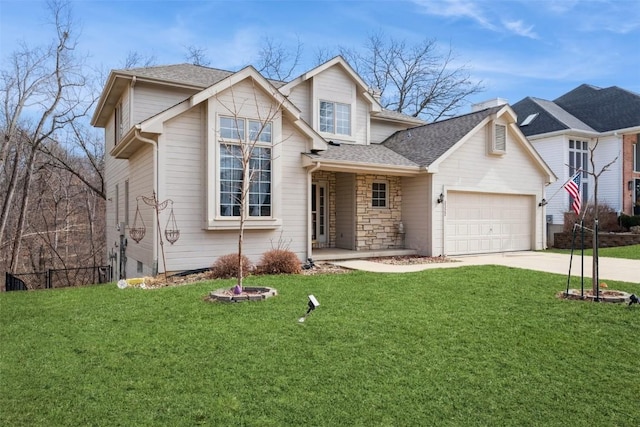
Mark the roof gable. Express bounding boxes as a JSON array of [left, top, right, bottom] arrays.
[[382, 105, 504, 168], [280, 56, 381, 112]]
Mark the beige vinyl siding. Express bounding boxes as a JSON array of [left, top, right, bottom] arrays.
[[401, 175, 433, 255], [286, 80, 311, 124], [335, 173, 355, 249], [279, 119, 310, 255], [132, 82, 196, 124], [370, 120, 413, 144], [119, 90, 131, 141], [125, 144, 155, 274], [159, 83, 311, 271], [313, 66, 360, 144], [104, 103, 155, 278], [432, 121, 547, 254]]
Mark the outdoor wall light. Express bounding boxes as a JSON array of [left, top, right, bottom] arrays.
[[437, 193, 444, 203], [298, 295, 320, 323], [538, 198, 547, 207]]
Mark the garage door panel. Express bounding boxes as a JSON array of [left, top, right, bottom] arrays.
[[446, 192, 532, 255]]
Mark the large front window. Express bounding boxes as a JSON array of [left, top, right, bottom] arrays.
[[219, 116, 272, 217], [320, 101, 351, 135], [569, 139, 589, 203]]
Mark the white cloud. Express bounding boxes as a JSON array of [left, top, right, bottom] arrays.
[[412, 0, 498, 31], [503, 20, 538, 39]]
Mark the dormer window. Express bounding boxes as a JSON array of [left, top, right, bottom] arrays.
[[319, 100, 351, 136]]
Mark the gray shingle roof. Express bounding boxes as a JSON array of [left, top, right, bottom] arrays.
[[115, 63, 287, 88], [554, 84, 640, 132], [305, 143, 419, 168], [382, 106, 504, 168], [512, 97, 596, 137], [513, 84, 640, 135]]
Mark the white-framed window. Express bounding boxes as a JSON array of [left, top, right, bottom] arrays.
[[219, 116, 272, 218], [319, 100, 351, 135], [372, 181, 388, 208], [569, 139, 589, 202]]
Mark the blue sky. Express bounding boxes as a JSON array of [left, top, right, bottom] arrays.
[[1, 0, 639, 113]]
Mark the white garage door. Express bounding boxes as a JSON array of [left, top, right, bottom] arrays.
[[445, 192, 533, 255]]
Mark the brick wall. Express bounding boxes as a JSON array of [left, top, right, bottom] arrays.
[[553, 232, 640, 249], [622, 133, 640, 215]]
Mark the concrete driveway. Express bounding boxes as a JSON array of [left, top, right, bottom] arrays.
[[332, 251, 640, 284]]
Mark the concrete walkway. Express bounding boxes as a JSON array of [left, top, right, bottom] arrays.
[[331, 251, 640, 284]]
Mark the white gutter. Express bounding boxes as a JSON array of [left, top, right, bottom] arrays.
[[134, 127, 160, 274]]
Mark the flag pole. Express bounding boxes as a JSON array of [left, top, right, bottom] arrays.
[[540, 169, 582, 206]]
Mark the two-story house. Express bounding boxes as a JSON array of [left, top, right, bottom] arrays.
[[92, 57, 555, 278], [512, 84, 640, 239]]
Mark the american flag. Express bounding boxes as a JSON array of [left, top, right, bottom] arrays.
[[563, 173, 581, 214]]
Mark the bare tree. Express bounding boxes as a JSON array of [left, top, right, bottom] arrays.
[[216, 79, 286, 292], [585, 139, 618, 294], [256, 36, 303, 81], [121, 50, 157, 69], [332, 32, 484, 122], [0, 0, 96, 274], [184, 45, 211, 66]]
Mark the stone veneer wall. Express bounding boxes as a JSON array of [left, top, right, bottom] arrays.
[[311, 171, 336, 249], [355, 174, 403, 250]]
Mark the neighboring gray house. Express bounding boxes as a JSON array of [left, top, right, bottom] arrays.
[[512, 84, 640, 236], [92, 57, 555, 278]]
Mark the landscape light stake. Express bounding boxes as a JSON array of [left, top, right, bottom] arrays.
[[298, 295, 320, 323]]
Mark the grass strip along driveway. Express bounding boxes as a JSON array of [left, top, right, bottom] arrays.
[[546, 243, 640, 260], [2, 265, 639, 426]]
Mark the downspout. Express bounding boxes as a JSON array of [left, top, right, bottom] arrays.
[[135, 127, 160, 275], [307, 161, 322, 259]]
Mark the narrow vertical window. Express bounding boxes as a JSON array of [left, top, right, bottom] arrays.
[[114, 103, 123, 145], [569, 139, 589, 203], [124, 180, 129, 225], [115, 184, 119, 225]]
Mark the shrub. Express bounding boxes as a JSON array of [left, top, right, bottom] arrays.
[[563, 203, 622, 232], [256, 249, 302, 275], [620, 214, 640, 229], [210, 253, 253, 279]]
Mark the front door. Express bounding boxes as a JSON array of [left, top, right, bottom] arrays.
[[312, 183, 327, 246]]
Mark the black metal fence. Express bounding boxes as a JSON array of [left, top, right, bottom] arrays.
[[5, 265, 112, 292]]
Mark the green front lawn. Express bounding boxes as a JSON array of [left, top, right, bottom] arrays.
[[545, 243, 640, 260], [2, 266, 639, 426]]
